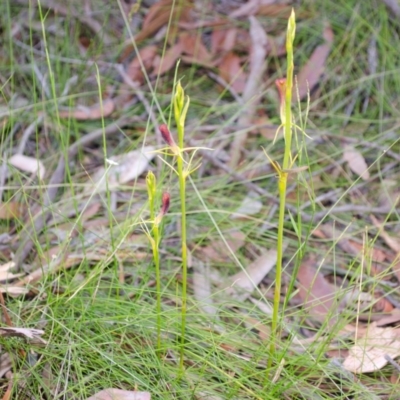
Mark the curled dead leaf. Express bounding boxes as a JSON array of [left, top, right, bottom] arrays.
[[342, 144, 370, 180], [0, 353, 12, 378], [343, 323, 400, 373], [217, 52, 247, 93], [225, 248, 278, 301], [0, 287, 30, 297], [0, 202, 23, 219], [0, 327, 45, 342], [296, 23, 334, 100], [180, 32, 211, 61], [370, 214, 400, 253], [233, 191, 263, 218], [376, 309, 400, 327], [127, 45, 158, 82], [211, 28, 237, 54], [196, 230, 246, 263], [88, 146, 156, 192], [152, 42, 183, 76], [297, 260, 339, 324], [0, 261, 24, 281], [193, 261, 218, 317]]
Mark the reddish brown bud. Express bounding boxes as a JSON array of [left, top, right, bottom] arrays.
[[275, 78, 286, 101], [159, 124, 175, 147], [155, 192, 170, 225], [275, 78, 287, 124], [160, 192, 170, 216]]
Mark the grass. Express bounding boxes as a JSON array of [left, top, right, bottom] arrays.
[[1, 0, 400, 398]]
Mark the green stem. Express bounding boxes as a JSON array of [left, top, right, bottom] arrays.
[[268, 9, 295, 374], [146, 171, 162, 353], [176, 144, 187, 376], [268, 176, 287, 368], [153, 223, 161, 352]]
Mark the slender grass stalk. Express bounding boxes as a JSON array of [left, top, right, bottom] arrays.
[[268, 9, 296, 371]]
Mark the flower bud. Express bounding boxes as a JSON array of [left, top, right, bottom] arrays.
[[146, 171, 156, 200], [275, 78, 287, 125], [160, 192, 170, 216], [155, 192, 170, 225], [174, 81, 184, 116], [287, 9, 296, 49], [159, 124, 175, 147]]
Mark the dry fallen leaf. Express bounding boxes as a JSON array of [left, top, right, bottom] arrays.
[[127, 45, 158, 82], [344, 239, 387, 263], [343, 323, 400, 373], [229, 0, 260, 18], [342, 288, 393, 317], [257, 4, 293, 18], [229, 1, 292, 18], [376, 309, 400, 327], [0, 287, 30, 297], [250, 297, 273, 315], [58, 98, 115, 120], [136, 0, 193, 44], [86, 389, 151, 400], [320, 223, 367, 257], [225, 248, 278, 301], [0, 327, 45, 342], [195, 392, 224, 400], [0, 261, 24, 281], [217, 52, 247, 93], [342, 144, 370, 180], [171, 32, 215, 69], [381, 0, 400, 17], [0, 202, 22, 219], [196, 230, 246, 263], [391, 257, 400, 284], [88, 146, 155, 192], [0, 353, 12, 378], [9, 154, 45, 179], [242, 314, 271, 340], [193, 261, 218, 317], [296, 24, 334, 100], [297, 259, 339, 323], [370, 214, 400, 253], [152, 42, 183, 76], [229, 15, 268, 168], [378, 179, 400, 209], [180, 32, 211, 62], [233, 191, 263, 218], [211, 28, 237, 54]]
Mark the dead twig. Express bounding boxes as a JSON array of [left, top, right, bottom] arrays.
[[0, 291, 12, 327], [16, 116, 44, 155], [381, 0, 400, 17], [384, 354, 400, 372]]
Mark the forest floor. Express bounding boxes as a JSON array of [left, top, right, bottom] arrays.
[[0, 0, 400, 399]]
